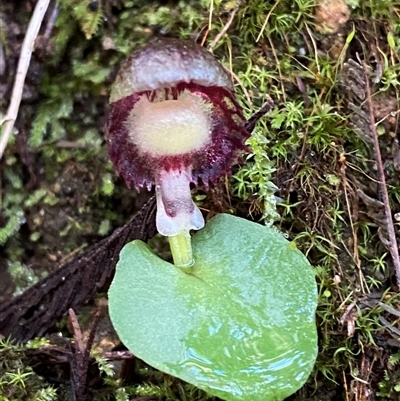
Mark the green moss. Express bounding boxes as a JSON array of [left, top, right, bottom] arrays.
[[0, 338, 57, 401]]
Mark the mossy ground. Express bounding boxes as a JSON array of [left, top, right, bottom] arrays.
[[1, 0, 400, 400]]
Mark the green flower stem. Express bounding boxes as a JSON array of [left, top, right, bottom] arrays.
[[168, 231, 194, 271]]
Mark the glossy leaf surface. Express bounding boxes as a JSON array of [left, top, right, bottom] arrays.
[[109, 214, 318, 401]]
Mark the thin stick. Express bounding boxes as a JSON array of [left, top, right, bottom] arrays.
[[255, 0, 281, 43], [363, 61, 400, 289], [43, 4, 59, 42], [208, 1, 241, 51], [0, 0, 50, 159], [267, 34, 286, 103], [208, 0, 214, 32], [342, 370, 350, 401], [68, 308, 85, 353], [104, 350, 135, 360]]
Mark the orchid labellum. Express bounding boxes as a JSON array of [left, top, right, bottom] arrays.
[[107, 38, 249, 267]]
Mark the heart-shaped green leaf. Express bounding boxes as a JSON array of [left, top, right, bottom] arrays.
[[109, 214, 318, 401]]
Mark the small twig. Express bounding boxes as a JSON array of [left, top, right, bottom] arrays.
[[0, 0, 50, 159], [266, 34, 286, 103], [343, 370, 350, 401], [68, 309, 87, 401], [244, 98, 274, 133], [208, 1, 241, 51], [43, 3, 59, 44], [378, 301, 400, 318], [230, 70, 252, 106], [304, 22, 320, 76], [379, 316, 400, 337], [69, 309, 85, 353], [342, 169, 367, 294], [83, 308, 102, 368], [208, 0, 214, 32], [357, 188, 385, 208], [362, 61, 400, 289], [69, 308, 102, 401], [295, 72, 311, 108], [255, 0, 282, 43], [104, 350, 135, 360]]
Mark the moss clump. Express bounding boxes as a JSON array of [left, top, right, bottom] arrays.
[[0, 338, 58, 401]]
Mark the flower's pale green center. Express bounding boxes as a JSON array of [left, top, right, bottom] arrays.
[[127, 91, 211, 156]]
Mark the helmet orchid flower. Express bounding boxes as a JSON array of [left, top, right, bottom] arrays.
[[107, 38, 249, 267]]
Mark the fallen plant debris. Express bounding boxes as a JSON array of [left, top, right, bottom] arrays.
[[0, 196, 157, 341], [341, 57, 400, 289], [361, 59, 400, 291], [68, 308, 101, 401], [0, 0, 50, 158]]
